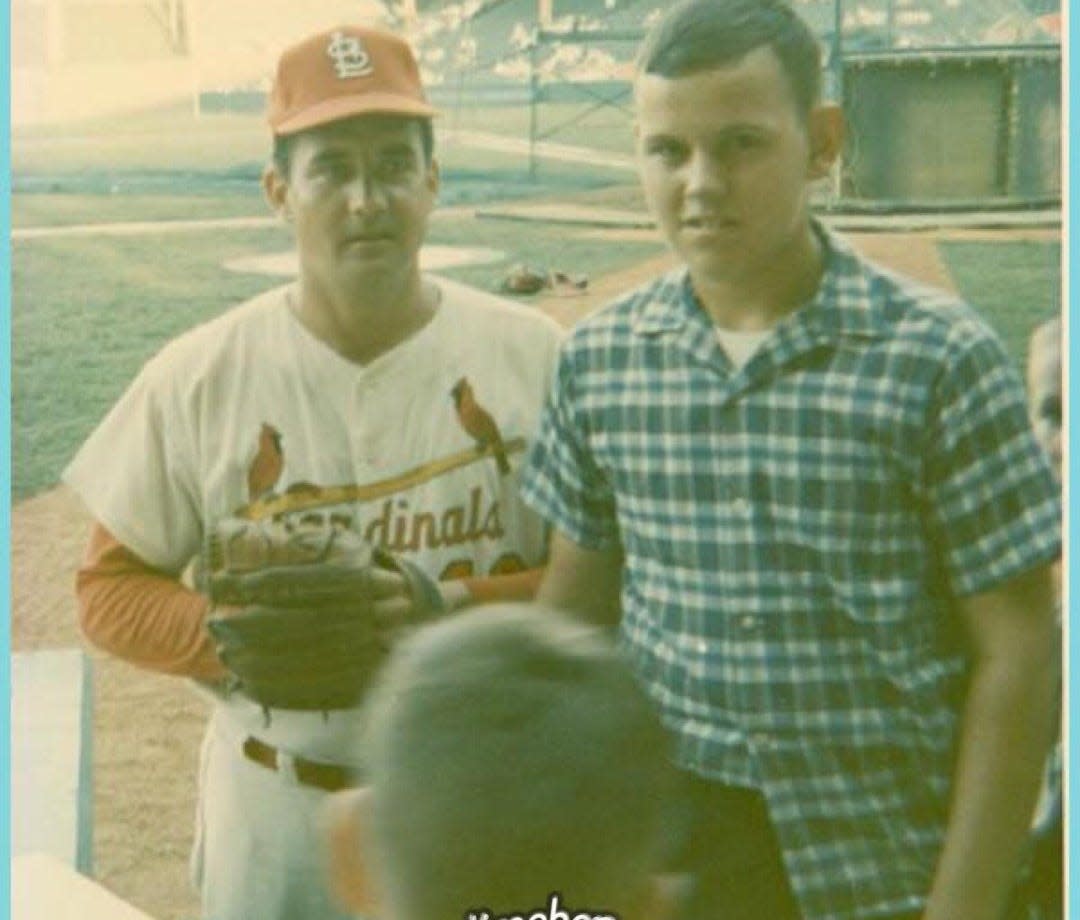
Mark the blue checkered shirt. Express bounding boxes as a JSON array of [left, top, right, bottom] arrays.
[[520, 228, 1061, 919]]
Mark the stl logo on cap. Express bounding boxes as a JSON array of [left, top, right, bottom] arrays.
[[327, 30, 374, 79]]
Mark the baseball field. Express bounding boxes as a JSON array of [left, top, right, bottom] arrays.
[[11, 106, 1062, 919]]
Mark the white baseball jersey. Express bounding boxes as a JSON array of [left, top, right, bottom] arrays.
[[63, 277, 564, 920]]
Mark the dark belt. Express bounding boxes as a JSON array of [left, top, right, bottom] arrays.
[[242, 736, 361, 792]]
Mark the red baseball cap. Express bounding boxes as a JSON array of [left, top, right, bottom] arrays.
[[268, 25, 438, 137]]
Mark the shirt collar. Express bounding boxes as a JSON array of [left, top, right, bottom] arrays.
[[631, 268, 693, 336], [801, 223, 889, 342]]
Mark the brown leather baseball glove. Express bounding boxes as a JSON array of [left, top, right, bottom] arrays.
[[202, 518, 445, 712]]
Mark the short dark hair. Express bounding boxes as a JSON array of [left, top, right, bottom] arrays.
[[361, 605, 673, 920], [636, 0, 822, 117], [270, 115, 435, 178]]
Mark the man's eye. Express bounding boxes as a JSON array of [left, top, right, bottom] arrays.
[[648, 142, 684, 165], [729, 132, 764, 152], [312, 161, 350, 181], [380, 156, 414, 177]]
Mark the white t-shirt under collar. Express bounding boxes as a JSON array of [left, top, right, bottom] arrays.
[[715, 326, 771, 370]]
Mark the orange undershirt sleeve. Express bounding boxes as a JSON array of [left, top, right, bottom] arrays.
[[77, 521, 544, 676], [75, 522, 227, 681]]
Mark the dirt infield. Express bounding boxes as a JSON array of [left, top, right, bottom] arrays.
[[10, 230, 963, 920]]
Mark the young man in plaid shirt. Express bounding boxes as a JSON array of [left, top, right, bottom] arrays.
[[520, 2, 1061, 918]]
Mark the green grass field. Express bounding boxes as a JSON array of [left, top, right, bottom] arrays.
[[11, 107, 1061, 501], [938, 240, 1061, 365], [12, 191, 1059, 502], [12, 191, 270, 226], [12, 102, 633, 186], [11, 195, 666, 499]]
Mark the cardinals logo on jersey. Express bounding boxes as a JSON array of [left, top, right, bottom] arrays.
[[451, 377, 511, 475], [247, 423, 284, 501], [236, 398, 526, 523]]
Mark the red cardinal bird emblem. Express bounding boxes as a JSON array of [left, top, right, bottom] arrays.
[[247, 423, 284, 500], [451, 377, 510, 475]]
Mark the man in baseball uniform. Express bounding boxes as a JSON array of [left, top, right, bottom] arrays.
[[64, 25, 563, 920], [520, 2, 1061, 919]]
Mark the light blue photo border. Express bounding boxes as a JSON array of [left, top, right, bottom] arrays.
[[0, 7, 1073, 920]]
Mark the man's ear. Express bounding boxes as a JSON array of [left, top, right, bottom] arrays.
[[323, 787, 381, 915], [262, 163, 291, 221], [806, 103, 845, 180]]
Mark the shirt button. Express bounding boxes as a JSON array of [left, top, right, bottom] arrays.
[[695, 639, 708, 654], [739, 615, 758, 631], [732, 497, 751, 516]]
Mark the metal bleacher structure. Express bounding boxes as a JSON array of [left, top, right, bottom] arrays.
[[12, 0, 1062, 204], [388, 0, 1062, 205], [391, 0, 1062, 87]]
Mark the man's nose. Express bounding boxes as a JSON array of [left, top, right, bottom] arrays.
[[684, 150, 728, 196], [345, 173, 388, 212]]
